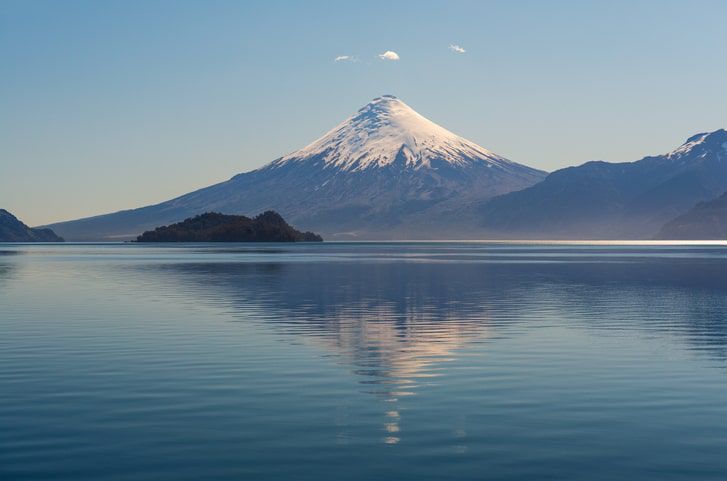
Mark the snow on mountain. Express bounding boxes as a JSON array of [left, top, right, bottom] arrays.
[[665, 129, 727, 160], [274, 95, 519, 172]]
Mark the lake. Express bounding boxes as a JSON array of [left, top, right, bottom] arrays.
[[2, 242, 727, 480]]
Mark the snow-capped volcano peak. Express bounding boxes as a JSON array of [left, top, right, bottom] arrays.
[[275, 95, 517, 172]]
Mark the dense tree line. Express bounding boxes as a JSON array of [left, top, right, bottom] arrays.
[[136, 211, 322, 242]]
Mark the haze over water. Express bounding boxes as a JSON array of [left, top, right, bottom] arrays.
[[3, 243, 727, 480]]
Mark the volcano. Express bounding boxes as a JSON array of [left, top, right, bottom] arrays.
[[48, 95, 546, 240]]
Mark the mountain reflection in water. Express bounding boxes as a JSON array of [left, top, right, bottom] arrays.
[[124, 248, 727, 444], [4, 243, 727, 480]]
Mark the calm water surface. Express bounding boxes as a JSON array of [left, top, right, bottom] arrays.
[[2, 242, 727, 480]]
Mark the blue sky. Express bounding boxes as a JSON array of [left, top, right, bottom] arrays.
[[2, 0, 726, 225]]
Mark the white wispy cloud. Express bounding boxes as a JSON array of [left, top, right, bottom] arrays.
[[449, 44, 466, 54], [378, 50, 400, 61], [334, 55, 356, 62]]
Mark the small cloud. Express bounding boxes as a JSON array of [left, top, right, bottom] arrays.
[[334, 55, 356, 62], [378, 50, 400, 61], [449, 44, 466, 54]]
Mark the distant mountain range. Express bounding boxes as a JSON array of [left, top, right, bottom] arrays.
[[136, 211, 322, 242], [46, 95, 546, 241], [0, 209, 63, 242], [480, 129, 727, 239], [42, 95, 727, 240]]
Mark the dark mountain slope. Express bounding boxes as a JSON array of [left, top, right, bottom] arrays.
[[656, 191, 727, 239], [0, 209, 64, 242]]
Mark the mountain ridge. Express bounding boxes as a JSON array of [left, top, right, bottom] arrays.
[[479, 129, 727, 239]]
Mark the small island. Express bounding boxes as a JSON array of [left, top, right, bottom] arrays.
[[136, 211, 323, 242], [0, 209, 64, 242]]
